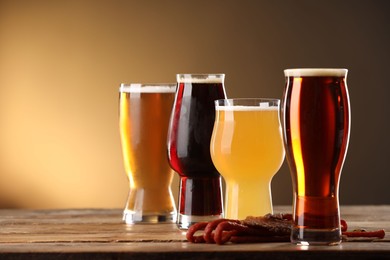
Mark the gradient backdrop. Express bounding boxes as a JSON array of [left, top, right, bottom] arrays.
[[0, 0, 389, 209]]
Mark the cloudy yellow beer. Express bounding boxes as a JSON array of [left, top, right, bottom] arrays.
[[211, 100, 284, 220], [119, 83, 177, 223]]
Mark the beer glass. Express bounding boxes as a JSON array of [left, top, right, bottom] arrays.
[[167, 74, 227, 229], [282, 68, 350, 245], [210, 98, 285, 220], [119, 83, 177, 224]]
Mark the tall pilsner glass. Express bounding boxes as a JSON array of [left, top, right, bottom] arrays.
[[167, 74, 227, 229], [119, 83, 177, 224], [211, 98, 285, 220], [282, 69, 351, 245]]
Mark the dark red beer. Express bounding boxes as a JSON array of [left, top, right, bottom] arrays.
[[167, 74, 226, 229], [282, 69, 350, 245]]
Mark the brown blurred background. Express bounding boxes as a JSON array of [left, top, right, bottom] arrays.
[[0, 0, 389, 209]]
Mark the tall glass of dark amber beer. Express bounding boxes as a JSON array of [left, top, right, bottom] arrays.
[[282, 69, 350, 245], [119, 83, 177, 224], [167, 74, 227, 229]]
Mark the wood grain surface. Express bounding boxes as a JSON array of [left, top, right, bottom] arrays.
[[0, 206, 389, 259]]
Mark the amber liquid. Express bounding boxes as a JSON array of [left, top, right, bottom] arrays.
[[119, 90, 176, 222], [283, 75, 350, 244], [167, 82, 226, 220]]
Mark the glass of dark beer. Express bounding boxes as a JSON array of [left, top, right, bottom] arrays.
[[281, 69, 350, 245], [119, 83, 177, 224], [167, 74, 227, 229]]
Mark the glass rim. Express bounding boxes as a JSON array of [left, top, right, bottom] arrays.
[[177, 74, 225, 83], [119, 83, 176, 93], [215, 98, 280, 108], [284, 68, 348, 77]]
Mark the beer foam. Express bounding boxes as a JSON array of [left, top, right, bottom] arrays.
[[216, 106, 278, 111], [284, 68, 348, 77], [120, 84, 176, 93], [177, 74, 225, 83]]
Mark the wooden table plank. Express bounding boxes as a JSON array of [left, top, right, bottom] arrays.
[[1, 242, 389, 260], [0, 206, 389, 259]]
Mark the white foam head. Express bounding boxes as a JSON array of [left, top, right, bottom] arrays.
[[177, 74, 225, 83], [215, 98, 280, 109], [216, 106, 278, 111], [284, 68, 348, 77], [119, 83, 176, 93]]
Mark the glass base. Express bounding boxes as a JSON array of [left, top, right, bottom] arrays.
[[177, 213, 223, 230], [123, 210, 177, 224], [291, 227, 342, 246]]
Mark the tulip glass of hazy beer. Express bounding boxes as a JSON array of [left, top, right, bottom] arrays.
[[282, 68, 350, 245], [119, 83, 177, 224], [167, 74, 227, 229], [210, 98, 285, 220]]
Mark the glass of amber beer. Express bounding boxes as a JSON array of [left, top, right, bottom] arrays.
[[210, 98, 285, 220], [282, 68, 350, 245], [119, 83, 177, 224], [167, 74, 227, 229]]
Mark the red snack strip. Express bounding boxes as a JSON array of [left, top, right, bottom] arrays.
[[186, 222, 208, 243], [342, 229, 385, 239], [341, 219, 348, 232], [204, 218, 239, 243]]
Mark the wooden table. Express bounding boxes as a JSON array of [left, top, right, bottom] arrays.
[[0, 206, 389, 259]]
